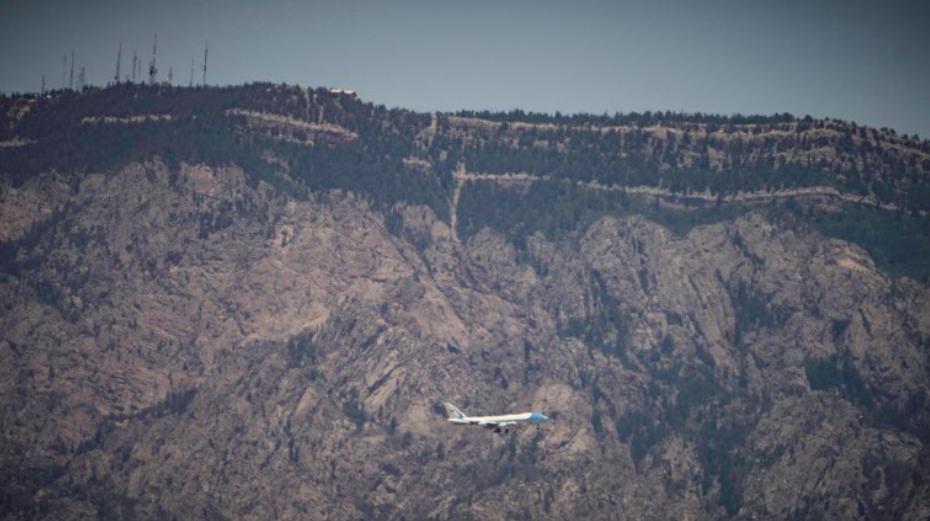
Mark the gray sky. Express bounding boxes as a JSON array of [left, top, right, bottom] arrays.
[[2, 0, 928, 137]]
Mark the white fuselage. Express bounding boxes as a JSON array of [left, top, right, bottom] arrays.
[[448, 411, 548, 426], [442, 402, 548, 433]]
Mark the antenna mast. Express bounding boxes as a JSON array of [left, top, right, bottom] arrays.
[[148, 34, 158, 85], [69, 50, 75, 90], [115, 41, 122, 84], [62, 55, 67, 88], [189, 59, 194, 87], [131, 50, 138, 82], [202, 40, 208, 86], [78, 67, 85, 90]]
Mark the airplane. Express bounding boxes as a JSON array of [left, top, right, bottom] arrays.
[[443, 402, 549, 434]]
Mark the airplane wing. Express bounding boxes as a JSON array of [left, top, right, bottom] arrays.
[[479, 420, 517, 433]]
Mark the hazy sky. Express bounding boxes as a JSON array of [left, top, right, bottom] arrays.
[[1, 0, 928, 137]]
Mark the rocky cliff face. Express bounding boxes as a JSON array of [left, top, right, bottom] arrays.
[[1, 86, 929, 520]]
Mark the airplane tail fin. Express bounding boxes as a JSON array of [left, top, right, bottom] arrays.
[[443, 402, 466, 420]]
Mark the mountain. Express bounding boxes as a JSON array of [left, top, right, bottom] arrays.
[[1, 83, 929, 520]]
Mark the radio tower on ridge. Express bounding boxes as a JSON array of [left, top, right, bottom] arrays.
[[131, 50, 138, 82], [148, 34, 158, 85], [114, 42, 122, 84], [202, 40, 208, 86]]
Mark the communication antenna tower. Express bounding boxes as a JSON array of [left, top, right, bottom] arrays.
[[78, 67, 86, 91], [115, 41, 122, 84], [189, 59, 195, 87], [69, 51, 75, 90], [62, 55, 67, 88], [148, 34, 158, 85], [202, 40, 208, 86], [132, 50, 138, 82]]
